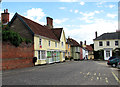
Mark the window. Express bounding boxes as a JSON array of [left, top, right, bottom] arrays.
[[49, 41, 50, 46], [68, 44, 69, 48], [106, 41, 110, 46], [76, 47, 78, 52], [41, 51, 46, 59], [39, 38, 42, 45], [106, 51, 110, 57], [55, 42, 57, 47], [62, 42, 63, 47], [115, 41, 118, 46], [99, 41, 103, 46], [38, 50, 46, 60]]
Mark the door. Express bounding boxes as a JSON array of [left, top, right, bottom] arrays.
[[104, 50, 112, 60]]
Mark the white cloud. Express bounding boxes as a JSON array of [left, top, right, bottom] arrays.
[[79, 10, 103, 23], [63, 19, 118, 44], [96, 1, 106, 7], [74, 10, 78, 13], [60, 0, 77, 2], [59, 7, 66, 10], [70, 9, 73, 12], [54, 18, 69, 24], [108, 5, 115, 8], [107, 13, 117, 18], [25, 8, 45, 25], [80, 1, 85, 5]]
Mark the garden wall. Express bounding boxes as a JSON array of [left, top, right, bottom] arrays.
[[2, 42, 34, 70]]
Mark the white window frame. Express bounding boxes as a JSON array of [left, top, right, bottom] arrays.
[[49, 41, 51, 47], [106, 41, 110, 46], [38, 50, 46, 60], [115, 41, 118, 46], [55, 42, 57, 47], [99, 41, 103, 46], [62, 42, 63, 47]]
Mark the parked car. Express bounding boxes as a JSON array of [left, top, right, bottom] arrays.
[[107, 56, 117, 65], [117, 60, 120, 69], [107, 57, 120, 67]]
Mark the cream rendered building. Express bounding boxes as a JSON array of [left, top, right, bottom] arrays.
[[94, 32, 120, 60]]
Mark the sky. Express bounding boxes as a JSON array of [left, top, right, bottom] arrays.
[[1, 1, 119, 45]]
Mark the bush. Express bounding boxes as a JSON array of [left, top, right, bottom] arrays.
[[2, 30, 32, 46]]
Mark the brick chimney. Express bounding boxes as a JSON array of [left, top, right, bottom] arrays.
[[1, 9, 9, 25], [46, 17, 53, 29], [95, 31, 97, 38]]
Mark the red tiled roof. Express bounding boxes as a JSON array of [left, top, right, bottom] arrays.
[[18, 14, 59, 41], [67, 38, 80, 46], [85, 45, 93, 51], [52, 28, 63, 41]]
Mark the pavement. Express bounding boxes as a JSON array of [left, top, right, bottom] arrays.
[[2, 60, 120, 86]]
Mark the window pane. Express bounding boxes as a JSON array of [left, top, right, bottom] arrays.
[[99, 41, 103, 46], [115, 41, 118, 46]]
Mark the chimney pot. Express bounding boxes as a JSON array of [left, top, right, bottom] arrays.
[[84, 40, 86, 45], [95, 31, 97, 38], [6, 9, 8, 13]]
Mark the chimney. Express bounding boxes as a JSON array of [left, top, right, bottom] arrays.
[[1, 9, 9, 25], [80, 41, 83, 46], [46, 17, 53, 29], [84, 40, 86, 45], [95, 31, 98, 38]]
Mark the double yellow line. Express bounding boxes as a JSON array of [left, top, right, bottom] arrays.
[[112, 72, 120, 84]]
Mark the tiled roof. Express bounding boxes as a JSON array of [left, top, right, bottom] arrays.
[[18, 14, 59, 41], [94, 32, 120, 40], [85, 45, 93, 51], [67, 38, 80, 47], [52, 28, 63, 41]]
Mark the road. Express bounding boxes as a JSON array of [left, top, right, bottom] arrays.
[[2, 60, 120, 85]]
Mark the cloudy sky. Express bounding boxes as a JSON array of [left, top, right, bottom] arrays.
[[1, 1, 118, 45]]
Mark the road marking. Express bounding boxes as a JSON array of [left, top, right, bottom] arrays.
[[87, 72, 90, 75], [105, 77, 109, 83], [112, 72, 120, 84], [94, 73, 96, 76], [99, 73, 100, 76], [97, 77, 99, 80]]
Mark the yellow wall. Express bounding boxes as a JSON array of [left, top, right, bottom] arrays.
[[34, 30, 66, 64], [94, 39, 120, 51], [65, 43, 71, 57]]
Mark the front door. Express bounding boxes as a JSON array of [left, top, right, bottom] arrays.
[[104, 50, 112, 60]]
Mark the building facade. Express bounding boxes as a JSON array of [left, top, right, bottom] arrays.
[[94, 31, 120, 60], [8, 12, 66, 65]]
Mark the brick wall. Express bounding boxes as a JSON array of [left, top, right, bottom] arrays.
[[2, 42, 34, 70]]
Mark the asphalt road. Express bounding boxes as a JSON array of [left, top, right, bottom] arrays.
[[2, 60, 120, 85]]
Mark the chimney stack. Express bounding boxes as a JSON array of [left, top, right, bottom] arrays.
[[95, 31, 97, 38], [46, 17, 53, 29], [1, 9, 9, 25], [80, 41, 83, 46], [84, 40, 86, 45]]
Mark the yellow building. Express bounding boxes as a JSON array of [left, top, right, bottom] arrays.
[[65, 42, 71, 59], [9, 13, 66, 65]]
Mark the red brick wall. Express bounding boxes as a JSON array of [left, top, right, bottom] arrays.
[[2, 42, 34, 70]]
